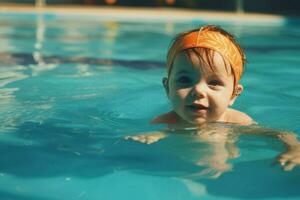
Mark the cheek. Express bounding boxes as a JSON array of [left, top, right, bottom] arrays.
[[225, 88, 235, 103], [220, 92, 233, 107], [211, 90, 232, 107], [169, 88, 189, 105]]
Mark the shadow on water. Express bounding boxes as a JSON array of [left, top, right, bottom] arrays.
[[1, 121, 300, 199], [0, 120, 200, 178], [0, 189, 52, 200]]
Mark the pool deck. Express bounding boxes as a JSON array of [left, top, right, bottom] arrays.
[[0, 3, 287, 23]]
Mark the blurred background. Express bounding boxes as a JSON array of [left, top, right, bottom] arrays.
[[1, 0, 300, 16]]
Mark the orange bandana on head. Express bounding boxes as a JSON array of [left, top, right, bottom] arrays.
[[167, 28, 244, 86]]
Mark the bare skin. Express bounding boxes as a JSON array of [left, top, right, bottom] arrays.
[[125, 125, 300, 173], [126, 124, 236, 178], [125, 49, 300, 173], [163, 50, 252, 126]]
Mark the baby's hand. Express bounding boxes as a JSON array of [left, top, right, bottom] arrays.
[[277, 145, 300, 171], [276, 132, 300, 171], [124, 132, 166, 145]]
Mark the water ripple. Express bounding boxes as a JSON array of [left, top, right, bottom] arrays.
[[0, 52, 164, 69]]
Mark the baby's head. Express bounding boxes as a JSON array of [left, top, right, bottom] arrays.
[[163, 25, 246, 125]]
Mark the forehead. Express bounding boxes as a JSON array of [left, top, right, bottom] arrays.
[[171, 48, 232, 76]]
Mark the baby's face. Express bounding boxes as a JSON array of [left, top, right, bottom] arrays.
[[166, 49, 236, 125]]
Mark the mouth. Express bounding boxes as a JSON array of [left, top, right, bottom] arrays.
[[187, 103, 208, 113]]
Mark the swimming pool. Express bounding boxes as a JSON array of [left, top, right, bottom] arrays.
[[0, 10, 300, 200]]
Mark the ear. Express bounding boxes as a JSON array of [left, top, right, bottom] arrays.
[[162, 77, 169, 95], [229, 84, 243, 106]]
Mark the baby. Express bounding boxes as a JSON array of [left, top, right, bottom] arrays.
[[126, 25, 300, 172], [151, 25, 253, 128]]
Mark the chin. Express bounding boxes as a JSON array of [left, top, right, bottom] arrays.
[[187, 117, 207, 125], [180, 113, 208, 126]]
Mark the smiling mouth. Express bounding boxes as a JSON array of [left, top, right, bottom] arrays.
[[187, 104, 208, 112]]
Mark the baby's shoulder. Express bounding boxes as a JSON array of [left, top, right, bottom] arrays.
[[225, 108, 256, 126]]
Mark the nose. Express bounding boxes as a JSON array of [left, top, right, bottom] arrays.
[[191, 81, 207, 98]]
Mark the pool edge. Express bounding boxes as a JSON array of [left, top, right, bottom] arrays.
[[0, 4, 289, 24]]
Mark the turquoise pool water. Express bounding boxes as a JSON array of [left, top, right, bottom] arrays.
[[0, 12, 300, 200]]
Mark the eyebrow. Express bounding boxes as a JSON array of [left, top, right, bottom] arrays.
[[174, 70, 191, 75], [207, 73, 230, 80]]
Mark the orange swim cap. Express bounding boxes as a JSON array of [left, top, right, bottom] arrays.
[[167, 27, 244, 86]]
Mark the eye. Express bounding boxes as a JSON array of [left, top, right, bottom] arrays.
[[208, 80, 222, 86], [177, 76, 192, 84]]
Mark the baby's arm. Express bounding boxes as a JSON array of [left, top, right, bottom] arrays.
[[239, 126, 300, 171], [124, 131, 166, 145]]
